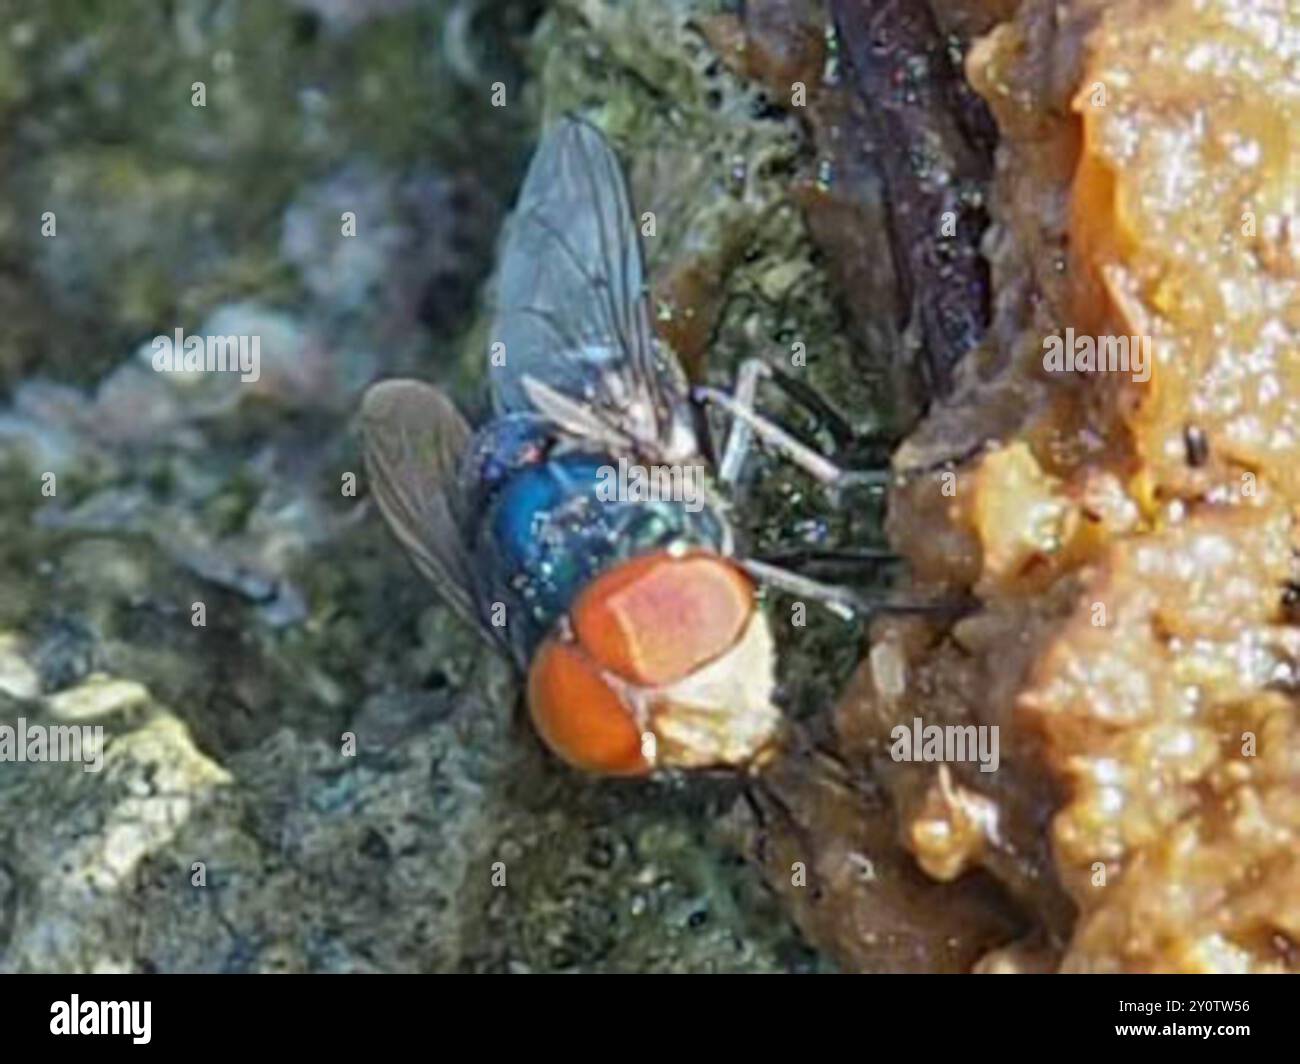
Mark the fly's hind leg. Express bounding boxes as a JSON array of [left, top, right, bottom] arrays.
[[704, 358, 998, 495], [700, 359, 979, 620], [698, 359, 891, 503]]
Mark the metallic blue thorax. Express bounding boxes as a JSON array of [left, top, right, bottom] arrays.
[[460, 415, 727, 660]]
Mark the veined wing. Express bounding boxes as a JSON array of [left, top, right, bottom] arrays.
[[488, 117, 689, 452], [361, 379, 503, 652]]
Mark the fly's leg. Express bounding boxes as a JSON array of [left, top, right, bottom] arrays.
[[752, 546, 902, 576], [701, 359, 979, 618], [700, 362, 992, 498], [757, 363, 865, 449], [716, 357, 880, 475], [741, 558, 972, 622], [697, 368, 891, 502]]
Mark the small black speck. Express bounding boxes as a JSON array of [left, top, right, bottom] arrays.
[[359, 828, 391, 861], [1184, 424, 1209, 468], [1282, 583, 1300, 624], [292, 11, 321, 44]]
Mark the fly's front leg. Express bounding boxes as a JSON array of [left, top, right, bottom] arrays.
[[741, 558, 974, 622], [704, 359, 973, 620], [753, 546, 901, 578]]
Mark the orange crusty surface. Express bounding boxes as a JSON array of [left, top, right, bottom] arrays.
[[855, 0, 1300, 972]]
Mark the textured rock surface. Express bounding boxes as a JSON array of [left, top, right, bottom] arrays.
[[0, 0, 843, 973]]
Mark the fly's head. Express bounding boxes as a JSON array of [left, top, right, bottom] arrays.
[[525, 548, 782, 775]]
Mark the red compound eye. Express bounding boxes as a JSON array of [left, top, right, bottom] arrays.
[[527, 637, 650, 776], [524, 551, 757, 776], [571, 551, 756, 687]]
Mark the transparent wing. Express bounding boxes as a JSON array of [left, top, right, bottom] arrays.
[[360, 379, 498, 648], [488, 117, 685, 445]]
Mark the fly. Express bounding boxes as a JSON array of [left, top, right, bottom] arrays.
[[361, 117, 954, 777]]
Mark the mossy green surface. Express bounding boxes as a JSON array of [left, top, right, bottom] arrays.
[[0, 0, 897, 972]]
